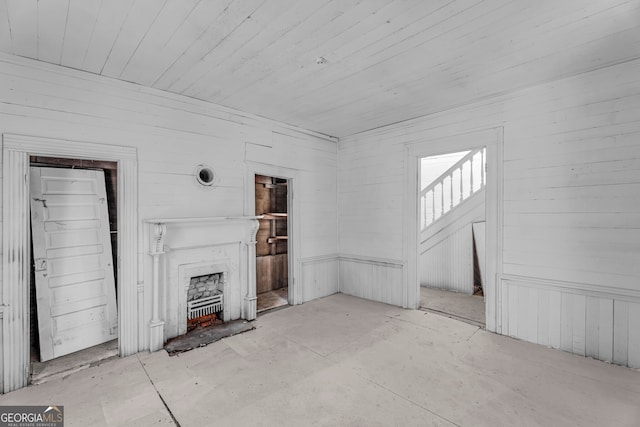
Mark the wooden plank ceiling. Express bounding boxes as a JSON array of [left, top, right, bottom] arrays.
[[1, 0, 639, 138]]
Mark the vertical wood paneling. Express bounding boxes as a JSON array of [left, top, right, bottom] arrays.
[[503, 278, 637, 367], [420, 224, 474, 294], [537, 288, 550, 347], [598, 299, 614, 363], [585, 297, 613, 361], [561, 293, 575, 353], [628, 303, 640, 368], [525, 286, 539, 344], [585, 297, 601, 359], [613, 300, 629, 366], [507, 285, 518, 338], [548, 290, 562, 350], [339, 257, 404, 307], [300, 256, 339, 303], [571, 294, 586, 356]]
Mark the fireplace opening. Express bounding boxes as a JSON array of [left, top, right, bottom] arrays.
[[187, 273, 224, 332]]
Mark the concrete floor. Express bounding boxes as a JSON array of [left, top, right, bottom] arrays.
[[2, 293, 639, 426], [420, 287, 485, 327]]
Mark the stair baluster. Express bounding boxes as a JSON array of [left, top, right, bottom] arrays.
[[420, 147, 486, 231]]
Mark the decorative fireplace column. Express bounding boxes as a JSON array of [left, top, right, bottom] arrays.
[[144, 216, 260, 352], [148, 223, 166, 352], [244, 220, 260, 321]]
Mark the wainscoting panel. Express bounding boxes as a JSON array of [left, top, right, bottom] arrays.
[[339, 255, 404, 307], [300, 255, 339, 303], [502, 276, 640, 368]]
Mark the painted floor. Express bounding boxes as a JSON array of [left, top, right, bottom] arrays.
[[420, 287, 486, 327], [2, 293, 639, 426]]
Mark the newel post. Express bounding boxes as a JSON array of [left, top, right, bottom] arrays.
[[149, 223, 166, 351]]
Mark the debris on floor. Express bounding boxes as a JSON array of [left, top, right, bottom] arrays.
[[164, 320, 255, 356]]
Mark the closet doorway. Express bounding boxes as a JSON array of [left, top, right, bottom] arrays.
[[255, 175, 289, 313]]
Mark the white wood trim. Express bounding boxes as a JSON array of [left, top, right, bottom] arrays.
[[244, 161, 302, 305], [501, 274, 640, 303], [404, 127, 504, 327], [143, 216, 260, 224], [2, 134, 138, 160], [1, 133, 138, 393], [118, 155, 138, 357], [492, 127, 505, 333], [339, 254, 404, 268], [300, 254, 340, 264], [1, 148, 30, 393]]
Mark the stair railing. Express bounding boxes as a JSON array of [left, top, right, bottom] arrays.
[[421, 147, 485, 230]]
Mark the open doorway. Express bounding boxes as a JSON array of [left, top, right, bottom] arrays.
[[28, 156, 119, 383], [255, 175, 289, 313], [2, 134, 138, 393], [418, 148, 486, 327]]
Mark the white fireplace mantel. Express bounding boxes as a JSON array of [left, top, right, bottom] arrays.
[[144, 216, 259, 352]]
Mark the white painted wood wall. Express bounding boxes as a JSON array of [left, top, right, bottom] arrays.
[[339, 58, 640, 368], [0, 53, 338, 389]]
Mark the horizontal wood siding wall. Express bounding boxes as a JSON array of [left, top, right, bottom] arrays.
[[338, 58, 640, 367], [0, 54, 337, 352]]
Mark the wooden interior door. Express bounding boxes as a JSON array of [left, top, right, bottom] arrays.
[[30, 167, 118, 361]]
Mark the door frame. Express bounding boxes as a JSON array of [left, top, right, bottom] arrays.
[[244, 162, 300, 305], [2, 134, 138, 393], [403, 127, 504, 332]]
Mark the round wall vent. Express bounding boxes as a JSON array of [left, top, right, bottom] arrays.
[[195, 164, 217, 187]]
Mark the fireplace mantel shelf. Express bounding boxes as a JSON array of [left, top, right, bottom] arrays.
[[144, 216, 260, 224]]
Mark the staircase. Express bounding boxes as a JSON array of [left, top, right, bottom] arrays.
[[421, 147, 486, 231], [419, 148, 486, 294]]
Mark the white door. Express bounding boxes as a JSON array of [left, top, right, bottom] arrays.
[[30, 167, 118, 361]]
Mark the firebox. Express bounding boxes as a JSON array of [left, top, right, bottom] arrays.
[[186, 273, 224, 330]]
